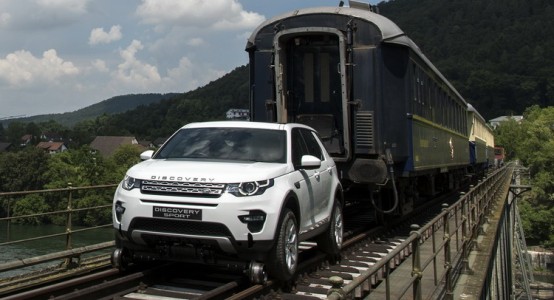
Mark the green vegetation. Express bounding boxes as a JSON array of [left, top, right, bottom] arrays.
[[0, 145, 141, 226], [0, 1, 552, 248], [1, 93, 179, 128], [379, 0, 554, 121], [495, 106, 554, 248]]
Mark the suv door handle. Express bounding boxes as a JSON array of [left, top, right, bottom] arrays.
[[314, 171, 320, 180]]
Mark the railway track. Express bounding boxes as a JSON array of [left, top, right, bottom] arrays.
[[2, 190, 460, 300], [3, 168, 511, 300]]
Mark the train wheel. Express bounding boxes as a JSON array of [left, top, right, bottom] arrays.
[[267, 209, 298, 281], [316, 199, 343, 255], [111, 248, 130, 272], [247, 261, 268, 284]]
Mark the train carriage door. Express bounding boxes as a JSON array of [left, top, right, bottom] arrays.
[[273, 29, 350, 159]]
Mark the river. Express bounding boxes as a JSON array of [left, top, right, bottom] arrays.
[[0, 222, 113, 278]]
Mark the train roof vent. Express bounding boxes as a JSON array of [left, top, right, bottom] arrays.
[[348, 0, 379, 13]]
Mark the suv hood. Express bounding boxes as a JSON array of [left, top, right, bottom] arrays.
[[126, 159, 291, 183]]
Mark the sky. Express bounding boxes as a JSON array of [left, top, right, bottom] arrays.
[[0, 0, 379, 119]]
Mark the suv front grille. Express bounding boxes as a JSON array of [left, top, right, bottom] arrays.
[[129, 217, 232, 237], [141, 180, 226, 197]]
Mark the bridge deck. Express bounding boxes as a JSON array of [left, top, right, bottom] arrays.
[[369, 196, 506, 299]]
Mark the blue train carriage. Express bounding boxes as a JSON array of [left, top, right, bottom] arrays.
[[467, 104, 495, 175], [246, 1, 470, 216]]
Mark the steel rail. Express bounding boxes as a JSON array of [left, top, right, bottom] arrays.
[[1, 268, 119, 300], [0, 241, 114, 273]]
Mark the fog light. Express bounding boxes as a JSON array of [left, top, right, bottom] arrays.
[[115, 201, 126, 222], [238, 210, 266, 233]]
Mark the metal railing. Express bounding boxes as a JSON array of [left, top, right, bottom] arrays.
[[0, 183, 118, 276], [327, 165, 513, 299]]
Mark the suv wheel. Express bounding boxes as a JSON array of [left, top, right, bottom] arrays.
[[267, 209, 298, 281], [316, 199, 343, 255]]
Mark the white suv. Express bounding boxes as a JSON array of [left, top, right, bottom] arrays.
[[112, 121, 343, 282]]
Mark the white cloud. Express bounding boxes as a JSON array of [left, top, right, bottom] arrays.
[[89, 25, 122, 45], [91, 59, 109, 72], [0, 12, 11, 28], [0, 0, 90, 30], [109, 40, 226, 94], [36, 0, 89, 14], [136, 0, 264, 30], [187, 38, 205, 47], [113, 40, 162, 87], [164, 57, 226, 91], [0, 49, 79, 86]]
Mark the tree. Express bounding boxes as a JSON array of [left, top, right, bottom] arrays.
[[106, 144, 142, 183], [0, 148, 49, 192], [5, 121, 26, 146], [43, 146, 108, 189], [10, 194, 51, 225], [496, 105, 554, 247], [0, 123, 5, 142]]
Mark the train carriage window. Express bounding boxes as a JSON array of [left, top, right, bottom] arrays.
[[456, 104, 460, 132], [458, 104, 463, 133], [303, 53, 315, 103], [433, 83, 439, 123], [301, 51, 331, 104], [287, 35, 340, 115], [426, 76, 431, 119], [412, 63, 417, 114], [450, 97, 454, 130], [452, 98, 458, 131], [447, 96, 452, 130], [320, 53, 331, 103], [459, 104, 463, 133]]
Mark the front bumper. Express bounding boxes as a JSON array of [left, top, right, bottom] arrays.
[[112, 183, 285, 256]]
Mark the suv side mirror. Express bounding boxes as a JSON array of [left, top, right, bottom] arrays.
[[301, 155, 321, 169], [140, 150, 155, 160]]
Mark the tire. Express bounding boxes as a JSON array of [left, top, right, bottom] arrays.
[[267, 209, 298, 281], [317, 199, 343, 255]]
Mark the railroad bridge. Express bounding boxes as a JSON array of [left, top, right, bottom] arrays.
[[0, 163, 551, 299]]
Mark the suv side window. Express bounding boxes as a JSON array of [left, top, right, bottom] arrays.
[[292, 128, 309, 168], [300, 129, 324, 161]]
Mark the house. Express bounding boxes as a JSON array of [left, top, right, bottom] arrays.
[[226, 109, 250, 120], [36, 141, 68, 154], [489, 115, 524, 129], [0, 142, 13, 153], [90, 136, 145, 157], [40, 131, 63, 142], [153, 137, 168, 148], [138, 140, 154, 149], [20, 134, 33, 147]]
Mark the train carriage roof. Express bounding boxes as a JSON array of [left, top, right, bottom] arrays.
[[246, 6, 467, 106], [246, 7, 404, 46]]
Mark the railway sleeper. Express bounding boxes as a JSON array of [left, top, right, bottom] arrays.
[[342, 258, 381, 285], [350, 247, 400, 267]]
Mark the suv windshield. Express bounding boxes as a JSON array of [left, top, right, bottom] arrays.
[[155, 127, 287, 163]]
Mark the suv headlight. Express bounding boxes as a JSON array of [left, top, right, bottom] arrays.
[[121, 175, 140, 190], [227, 179, 274, 196]]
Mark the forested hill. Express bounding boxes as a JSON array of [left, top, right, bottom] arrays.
[[106, 0, 553, 139], [2, 93, 179, 127], [4, 0, 552, 140], [98, 65, 250, 140], [378, 0, 554, 120]]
